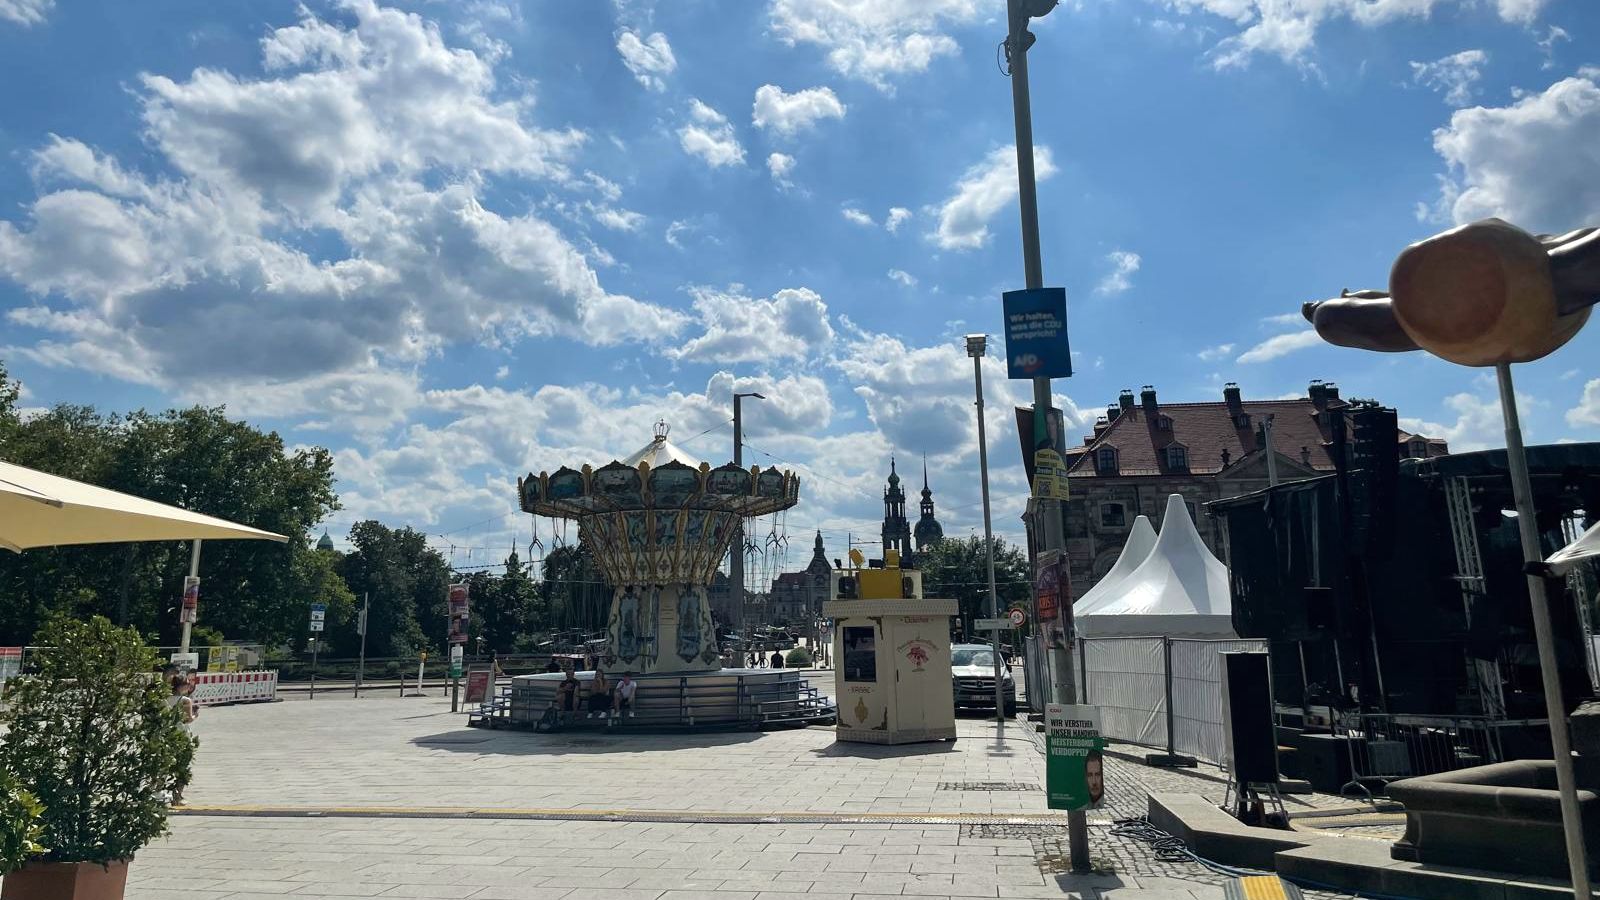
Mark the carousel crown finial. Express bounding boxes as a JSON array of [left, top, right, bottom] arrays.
[[653, 419, 670, 442]]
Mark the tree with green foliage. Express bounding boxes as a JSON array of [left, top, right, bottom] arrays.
[[476, 550, 536, 653], [918, 536, 1032, 638], [0, 364, 341, 648], [0, 616, 194, 865], [336, 520, 449, 657]]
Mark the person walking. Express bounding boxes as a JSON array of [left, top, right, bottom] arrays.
[[770, 650, 784, 670], [165, 674, 199, 804]]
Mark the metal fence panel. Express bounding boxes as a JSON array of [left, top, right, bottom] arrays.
[[1169, 638, 1268, 765], [1083, 637, 1167, 750]]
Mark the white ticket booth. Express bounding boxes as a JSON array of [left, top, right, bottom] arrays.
[[823, 597, 958, 744]]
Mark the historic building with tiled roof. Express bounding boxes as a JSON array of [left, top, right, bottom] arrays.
[[1060, 381, 1448, 602]]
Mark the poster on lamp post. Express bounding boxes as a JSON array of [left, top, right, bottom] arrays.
[[447, 583, 469, 644], [1045, 703, 1106, 811], [180, 576, 200, 624]]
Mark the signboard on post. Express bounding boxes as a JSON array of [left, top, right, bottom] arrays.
[[1045, 704, 1106, 811], [1009, 607, 1027, 627], [975, 618, 1011, 632], [1002, 287, 1072, 380], [180, 576, 200, 624], [1035, 550, 1068, 650], [449, 645, 464, 678], [464, 668, 490, 703], [447, 583, 470, 645], [1032, 448, 1071, 500], [309, 602, 326, 633]]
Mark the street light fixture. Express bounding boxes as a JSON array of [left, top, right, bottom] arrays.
[[731, 391, 766, 644], [966, 335, 1007, 725]]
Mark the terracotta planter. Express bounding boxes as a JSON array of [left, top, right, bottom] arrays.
[[1, 859, 130, 900]]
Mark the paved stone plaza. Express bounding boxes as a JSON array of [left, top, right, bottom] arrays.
[[64, 695, 1359, 900]]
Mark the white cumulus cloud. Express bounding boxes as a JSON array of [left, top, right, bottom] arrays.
[[1197, 343, 1235, 361], [667, 286, 835, 364], [1411, 49, 1488, 106], [767, 152, 796, 187], [885, 207, 912, 233], [615, 30, 676, 91], [887, 268, 917, 286], [1095, 250, 1141, 295], [1427, 72, 1600, 231], [752, 84, 846, 136], [1237, 329, 1323, 363], [842, 206, 875, 227], [678, 99, 746, 168], [769, 0, 988, 91], [0, 0, 51, 26], [933, 144, 1056, 251], [1568, 379, 1600, 429]]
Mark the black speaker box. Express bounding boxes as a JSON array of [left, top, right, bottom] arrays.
[[1222, 651, 1279, 785]]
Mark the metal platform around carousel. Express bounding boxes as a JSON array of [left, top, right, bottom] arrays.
[[471, 669, 836, 732]]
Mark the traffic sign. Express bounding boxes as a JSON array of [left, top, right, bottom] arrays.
[[309, 609, 326, 622], [975, 618, 1011, 631], [310, 603, 327, 613], [309, 620, 324, 632], [1009, 608, 1027, 627]]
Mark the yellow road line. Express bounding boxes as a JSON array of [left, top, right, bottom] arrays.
[[172, 804, 1072, 825]]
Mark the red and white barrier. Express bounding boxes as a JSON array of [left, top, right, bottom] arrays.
[[189, 670, 278, 706]]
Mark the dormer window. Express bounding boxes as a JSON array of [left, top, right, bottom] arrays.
[[1096, 447, 1119, 474], [1409, 439, 1427, 457], [1166, 444, 1189, 471]]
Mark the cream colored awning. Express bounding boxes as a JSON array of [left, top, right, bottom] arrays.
[[0, 459, 289, 552], [1547, 520, 1600, 576]]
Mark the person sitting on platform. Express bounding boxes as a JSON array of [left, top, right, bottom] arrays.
[[615, 671, 637, 719], [588, 669, 613, 720], [556, 668, 580, 722], [544, 656, 561, 673]]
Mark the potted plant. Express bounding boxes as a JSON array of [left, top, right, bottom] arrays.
[[0, 617, 195, 900], [0, 773, 46, 878]]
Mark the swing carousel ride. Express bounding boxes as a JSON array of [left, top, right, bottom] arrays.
[[505, 421, 833, 729]]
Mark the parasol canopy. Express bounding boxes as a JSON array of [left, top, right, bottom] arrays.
[[0, 459, 288, 552], [1547, 520, 1600, 576]]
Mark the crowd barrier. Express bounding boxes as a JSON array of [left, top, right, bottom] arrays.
[[189, 670, 278, 706], [1079, 636, 1268, 766]]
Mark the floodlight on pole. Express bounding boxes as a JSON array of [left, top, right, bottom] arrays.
[[966, 335, 1007, 724]]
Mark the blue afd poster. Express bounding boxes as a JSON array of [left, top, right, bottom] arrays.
[[1002, 288, 1072, 379]]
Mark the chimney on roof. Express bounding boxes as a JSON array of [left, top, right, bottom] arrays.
[[1309, 379, 1328, 410], [1221, 448, 1231, 467], [1093, 416, 1109, 440], [1324, 382, 1340, 405], [1119, 389, 1136, 413], [1140, 385, 1158, 417], [1301, 446, 1312, 465], [1223, 382, 1242, 415], [1106, 403, 1120, 422]]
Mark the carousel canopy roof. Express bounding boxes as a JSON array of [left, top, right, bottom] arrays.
[[621, 425, 701, 468], [518, 421, 800, 521]]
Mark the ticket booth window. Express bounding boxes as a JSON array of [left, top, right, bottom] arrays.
[[843, 626, 877, 682]]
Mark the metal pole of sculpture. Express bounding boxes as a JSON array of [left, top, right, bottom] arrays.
[[1004, 0, 1089, 871], [1302, 218, 1600, 895], [731, 392, 764, 642]]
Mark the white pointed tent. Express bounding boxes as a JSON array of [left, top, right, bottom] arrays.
[[1547, 520, 1600, 576], [1076, 494, 1236, 638], [1075, 514, 1156, 614]]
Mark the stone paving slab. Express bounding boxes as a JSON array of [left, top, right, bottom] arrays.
[[0, 692, 1366, 899]]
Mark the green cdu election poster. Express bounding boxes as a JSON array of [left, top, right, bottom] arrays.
[[1045, 704, 1106, 811]]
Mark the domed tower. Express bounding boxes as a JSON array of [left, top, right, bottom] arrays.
[[881, 456, 912, 558], [316, 530, 335, 552], [914, 456, 943, 551]]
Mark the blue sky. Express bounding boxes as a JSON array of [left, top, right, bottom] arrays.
[[1, 0, 1598, 577]]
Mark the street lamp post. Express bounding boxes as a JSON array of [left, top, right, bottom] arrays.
[[1004, 0, 1090, 872], [967, 335, 1007, 725], [731, 392, 765, 646]]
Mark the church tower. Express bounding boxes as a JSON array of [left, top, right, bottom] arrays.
[[881, 456, 912, 558], [914, 456, 944, 551]]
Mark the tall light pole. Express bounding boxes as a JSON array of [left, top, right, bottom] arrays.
[[731, 391, 765, 646], [1005, 0, 1090, 871], [967, 335, 1007, 725]]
